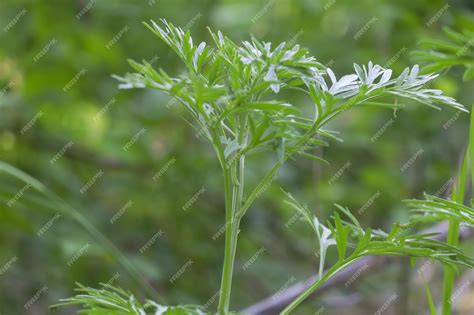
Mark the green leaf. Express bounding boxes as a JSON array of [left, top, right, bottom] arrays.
[[297, 152, 329, 165], [244, 101, 298, 113], [422, 280, 437, 315], [358, 101, 406, 109], [333, 212, 349, 259]]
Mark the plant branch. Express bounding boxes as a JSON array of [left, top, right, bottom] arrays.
[[241, 222, 473, 315]]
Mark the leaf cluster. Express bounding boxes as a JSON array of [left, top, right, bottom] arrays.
[[114, 19, 465, 170], [406, 193, 474, 227], [52, 283, 207, 315], [412, 27, 474, 81], [284, 192, 474, 271]]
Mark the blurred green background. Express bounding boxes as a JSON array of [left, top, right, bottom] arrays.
[[0, 0, 473, 314]]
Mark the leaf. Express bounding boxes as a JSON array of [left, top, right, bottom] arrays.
[[314, 216, 337, 250], [422, 281, 437, 315], [334, 204, 362, 232], [406, 194, 474, 225], [220, 137, 242, 158], [353, 228, 372, 255], [353, 63, 366, 82], [395, 67, 410, 86], [358, 101, 405, 109], [297, 152, 330, 165], [413, 27, 474, 82], [244, 101, 298, 113], [264, 66, 278, 82], [282, 189, 316, 231], [332, 212, 350, 259], [195, 82, 226, 103]]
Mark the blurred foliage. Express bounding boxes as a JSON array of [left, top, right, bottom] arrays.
[[0, 0, 473, 314]]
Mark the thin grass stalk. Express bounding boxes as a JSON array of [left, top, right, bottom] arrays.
[[0, 162, 158, 298]]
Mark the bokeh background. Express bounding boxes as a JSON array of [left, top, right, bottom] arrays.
[[0, 0, 473, 314]]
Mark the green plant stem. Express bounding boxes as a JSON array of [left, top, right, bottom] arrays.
[[235, 121, 324, 220], [217, 115, 326, 314], [217, 166, 234, 315], [441, 220, 460, 315], [218, 219, 241, 315], [281, 259, 355, 314], [218, 151, 245, 314], [441, 117, 470, 315]]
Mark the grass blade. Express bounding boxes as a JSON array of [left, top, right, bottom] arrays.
[[0, 161, 158, 299]]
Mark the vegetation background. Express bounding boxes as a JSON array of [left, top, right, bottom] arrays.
[[0, 0, 473, 314]]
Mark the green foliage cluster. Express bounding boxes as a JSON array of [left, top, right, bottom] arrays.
[[413, 28, 474, 81], [1, 1, 473, 315], [57, 19, 473, 315]]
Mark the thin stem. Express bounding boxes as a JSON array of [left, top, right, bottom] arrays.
[[217, 100, 330, 314], [208, 125, 235, 315], [236, 120, 324, 220], [441, 134, 469, 314], [218, 223, 240, 315], [317, 248, 325, 280], [217, 165, 236, 315], [217, 122, 246, 314], [314, 227, 325, 280], [441, 222, 460, 315], [281, 259, 355, 314]]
